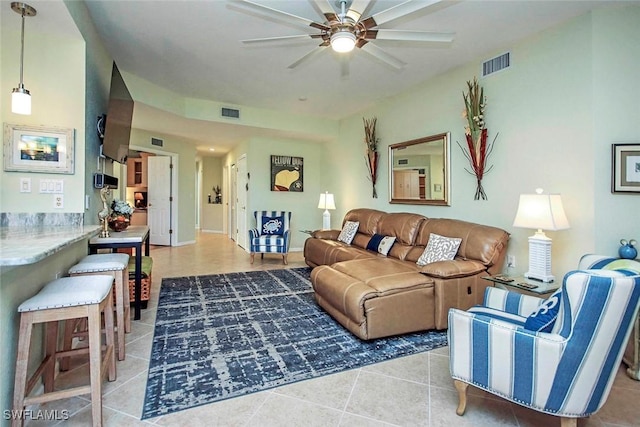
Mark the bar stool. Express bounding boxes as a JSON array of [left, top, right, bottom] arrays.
[[12, 275, 116, 427], [68, 253, 130, 361]]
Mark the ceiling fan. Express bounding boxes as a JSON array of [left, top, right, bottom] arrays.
[[233, 0, 455, 76]]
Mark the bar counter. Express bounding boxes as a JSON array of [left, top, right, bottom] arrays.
[[0, 225, 101, 266]]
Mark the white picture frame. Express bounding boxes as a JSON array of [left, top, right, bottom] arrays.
[[3, 123, 75, 174]]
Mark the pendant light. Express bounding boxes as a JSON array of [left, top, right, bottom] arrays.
[[11, 2, 37, 115]]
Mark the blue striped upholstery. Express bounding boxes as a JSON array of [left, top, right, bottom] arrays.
[[449, 265, 640, 420], [249, 211, 291, 256]]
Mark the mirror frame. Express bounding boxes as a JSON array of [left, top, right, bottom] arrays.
[[388, 132, 450, 206]]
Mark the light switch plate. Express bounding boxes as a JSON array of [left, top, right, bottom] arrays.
[[20, 178, 31, 193]]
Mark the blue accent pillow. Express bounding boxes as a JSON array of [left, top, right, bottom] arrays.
[[524, 289, 561, 332], [366, 234, 396, 256], [261, 215, 284, 235]]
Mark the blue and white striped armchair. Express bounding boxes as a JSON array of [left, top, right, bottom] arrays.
[[249, 211, 291, 265], [448, 264, 640, 427]]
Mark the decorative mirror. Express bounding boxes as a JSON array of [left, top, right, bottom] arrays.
[[389, 132, 450, 206]]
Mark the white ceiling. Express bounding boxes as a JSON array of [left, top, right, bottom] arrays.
[[5, 1, 634, 155]]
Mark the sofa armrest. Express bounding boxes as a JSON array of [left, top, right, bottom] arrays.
[[312, 229, 341, 240], [418, 259, 486, 279]]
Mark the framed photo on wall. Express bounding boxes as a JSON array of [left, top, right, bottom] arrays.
[[271, 155, 303, 192], [3, 123, 75, 174], [612, 143, 640, 194]]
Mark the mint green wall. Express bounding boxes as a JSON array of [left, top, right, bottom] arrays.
[[591, 6, 640, 257], [327, 7, 638, 276], [129, 128, 198, 245], [1, 12, 86, 214], [246, 137, 327, 251]]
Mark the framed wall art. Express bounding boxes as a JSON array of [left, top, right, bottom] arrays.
[[270, 155, 303, 192], [612, 143, 640, 194], [3, 123, 75, 174]]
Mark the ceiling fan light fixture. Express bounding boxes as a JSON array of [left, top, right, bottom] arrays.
[[330, 30, 356, 53]]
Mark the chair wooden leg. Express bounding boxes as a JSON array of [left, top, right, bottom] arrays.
[[60, 318, 76, 371], [12, 314, 33, 427], [103, 289, 116, 382], [283, 254, 288, 265], [250, 253, 254, 264], [560, 418, 577, 427], [122, 268, 131, 333], [43, 321, 58, 393], [113, 273, 126, 361], [454, 380, 469, 416]]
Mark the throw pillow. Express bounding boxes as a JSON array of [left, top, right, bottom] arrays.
[[416, 233, 462, 266], [261, 215, 284, 235], [337, 221, 359, 244], [366, 234, 397, 256], [524, 289, 562, 333]]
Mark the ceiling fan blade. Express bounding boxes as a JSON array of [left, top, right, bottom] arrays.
[[310, 0, 337, 22], [242, 34, 320, 44], [361, 0, 442, 29], [346, 0, 371, 22], [359, 42, 406, 70], [232, 0, 329, 31], [364, 29, 454, 43], [288, 46, 326, 69]]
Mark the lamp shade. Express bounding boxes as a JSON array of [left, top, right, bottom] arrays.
[[318, 192, 336, 210], [12, 88, 31, 115], [330, 30, 356, 53], [512, 190, 570, 231]]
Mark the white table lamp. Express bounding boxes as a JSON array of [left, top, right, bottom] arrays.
[[512, 188, 570, 282], [318, 191, 336, 230]]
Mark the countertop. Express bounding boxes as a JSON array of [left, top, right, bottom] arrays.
[[0, 225, 101, 266]]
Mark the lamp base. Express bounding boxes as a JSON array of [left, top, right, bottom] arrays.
[[525, 231, 555, 283], [322, 210, 331, 230]]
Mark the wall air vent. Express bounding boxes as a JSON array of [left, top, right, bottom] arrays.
[[482, 52, 510, 77], [151, 137, 163, 147], [221, 107, 240, 119]]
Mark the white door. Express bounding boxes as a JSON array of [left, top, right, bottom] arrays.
[[148, 156, 172, 245], [236, 155, 248, 249], [229, 163, 236, 241]]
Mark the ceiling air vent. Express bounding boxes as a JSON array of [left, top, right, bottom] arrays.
[[151, 137, 163, 147], [221, 107, 240, 119], [482, 52, 510, 77]]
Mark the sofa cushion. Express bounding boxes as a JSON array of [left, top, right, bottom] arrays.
[[377, 212, 426, 245], [418, 259, 486, 278], [331, 258, 432, 294], [414, 218, 509, 267], [417, 233, 462, 266], [338, 221, 359, 244], [342, 208, 386, 236], [366, 234, 396, 256]]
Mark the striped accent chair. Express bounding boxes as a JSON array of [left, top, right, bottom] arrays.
[[249, 211, 291, 265], [448, 266, 640, 427]]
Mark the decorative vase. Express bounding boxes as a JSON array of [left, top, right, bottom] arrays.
[[108, 217, 130, 232]]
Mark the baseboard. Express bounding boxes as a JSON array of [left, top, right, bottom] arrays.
[[175, 240, 196, 247], [200, 229, 225, 234]]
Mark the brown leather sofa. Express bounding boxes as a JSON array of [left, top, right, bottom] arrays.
[[304, 208, 509, 340]]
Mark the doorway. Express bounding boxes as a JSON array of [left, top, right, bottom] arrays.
[[236, 154, 248, 249]]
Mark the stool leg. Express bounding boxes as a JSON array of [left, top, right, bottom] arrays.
[[103, 290, 116, 382], [112, 273, 126, 361], [43, 321, 58, 393], [60, 318, 79, 371], [122, 267, 131, 333], [88, 305, 105, 426], [12, 313, 34, 427]]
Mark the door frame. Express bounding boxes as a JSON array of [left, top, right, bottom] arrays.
[[130, 144, 178, 247]]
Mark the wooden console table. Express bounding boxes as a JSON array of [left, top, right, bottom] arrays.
[[88, 225, 150, 320]]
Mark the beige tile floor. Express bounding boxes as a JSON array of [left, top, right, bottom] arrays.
[[26, 232, 640, 426]]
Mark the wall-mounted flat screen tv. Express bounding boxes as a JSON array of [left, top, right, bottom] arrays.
[[102, 62, 134, 164]]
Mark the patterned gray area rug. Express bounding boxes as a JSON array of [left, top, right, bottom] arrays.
[[142, 267, 448, 419]]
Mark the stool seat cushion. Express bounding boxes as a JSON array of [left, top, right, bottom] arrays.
[[18, 275, 114, 312], [70, 253, 129, 273]]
